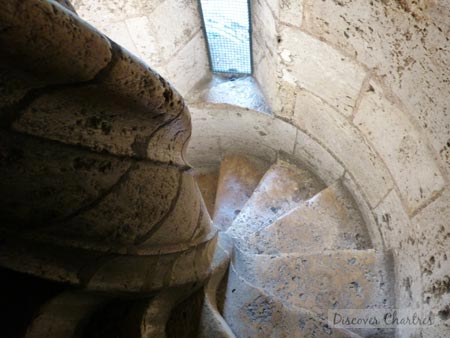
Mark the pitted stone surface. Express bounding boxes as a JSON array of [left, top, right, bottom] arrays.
[[0, 0, 112, 83], [226, 157, 324, 244], [355, 81, 445, 212], [292, 90, 394, 207], [0, 131, 130, 228], [233, 249, 394, 317], [195, 170, 219, 217], [13, 86, 187, 163], [213, 155, 267, 231], [248, 181, 372, 254], [223, 265, 361, 338], [0, 0, 215, 304], [58, 163, 181, 246], [302, 0, 450, 173]]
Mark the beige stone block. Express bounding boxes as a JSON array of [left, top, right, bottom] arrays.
[[125, 16, 161, 65], [279, 26, 366, 117], [162, 32, 209, 96], [0, 0, 112, 83], [292, 90, 393, 207], [188, 103, 297, 161], [101, 20, 141, 58], [303, 0, 450, 174], [355, 82, 445, 212], [279, 0, 303, 27], [294, 129, 345, 185], [413, 189, 450, 327]]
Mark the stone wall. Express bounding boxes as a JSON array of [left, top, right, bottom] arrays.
[[249, 1, 450, 336], [72, 0, 210, 96]]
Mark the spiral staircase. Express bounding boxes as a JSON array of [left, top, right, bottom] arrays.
[[0, 1, 396, 337], [195, 155, 395, 338]]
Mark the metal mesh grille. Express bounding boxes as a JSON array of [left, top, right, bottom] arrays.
[[199, 0, 252, 74]]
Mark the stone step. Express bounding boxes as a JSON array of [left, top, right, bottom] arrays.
[[247, 180, 372, 254], [226, 157, 324, 246], [195, 169, 219, 217], [25, 291, 106, 338], [222, 264, 362, 338], [213, 155, 267, 231], [198, 233, 236, 338], [232, 248, 395, 320]]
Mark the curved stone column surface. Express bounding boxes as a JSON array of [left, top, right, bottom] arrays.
[[0, 0, 216, 294]]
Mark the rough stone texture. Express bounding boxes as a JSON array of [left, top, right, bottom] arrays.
[[233, 249, 394, 318], [25, 292, 106, 338], [294, 129, 345, 186], [0, 2, 217, 337], [413, 188, 450, 336], [302, 0, 450, 174], [279, 27, 366, 117], [355, 81, 445, 212], [0, 0, 112, 84], [223, 265, 361, 338], [213, 155, 267, 231], [188, 75, 271, 114], [187, 103, 298, 167], [195, 170, 219, 217], [292, 90, 394, 207], [248, 181, 372, 254], [226, 157, 324, 245], [0, 131, 130, 228], [73, 0, 209, 96]]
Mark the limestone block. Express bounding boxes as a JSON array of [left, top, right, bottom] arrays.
[[14, 86, 188, 164], [252, 39, 279, 114], [252, 0, 278, 56], [125, 16, 161, 65], [413, 189, 450, 331], [223, 265, 360, 338], [126, 1, 201, 68], [72, 0, 164, 25], [195, 170, 219, 217], [213, 155, 266, 230], [25, 292, 106, 338], [140, 174, 213, 249], [355, 81, 445, 212], [292, 90, 393, 207], [341, 172, 384, 250], [188, 103, 297, 162], [294, 129, 345, 185], [0, 131, 130, 228], [303, 0, 450, 172], [233, 249, 393, 316], [60, 163, 181, 246], [0, 65, 43, 111], [0, 0, 112, 83], [100, 49, 184, 117], [249, 181, 371, 254], [373, 190, 423, 311], [146, 106, 192, 166], [279, 26, 366, 117], [279, 0, 303, 27], [100, 21, 141, 58], [161, 32, 210, 97]]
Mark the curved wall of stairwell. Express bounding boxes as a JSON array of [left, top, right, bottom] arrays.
[[248, 2, 450, 337], [0, 0, 217, 298]]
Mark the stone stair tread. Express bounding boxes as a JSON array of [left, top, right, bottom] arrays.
[[195, 169, 219, 217], [213, 155, 267, 231], [222, 264, 362, 338], [226, 157, 324, 244], [246, 180, 372, 254], [232, 247, 394, 319]]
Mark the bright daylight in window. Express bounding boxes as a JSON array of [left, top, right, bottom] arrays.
[[198, 0, 252, 75]]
